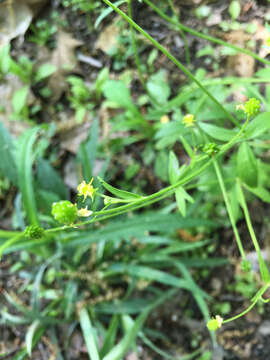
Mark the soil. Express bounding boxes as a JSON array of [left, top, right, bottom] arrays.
[[1, 0, 270, 359]]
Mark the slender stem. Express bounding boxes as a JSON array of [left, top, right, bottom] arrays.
[[223, 284, 269, 324], [237, 181, 261, 256], [102, 0, 239, 127], [213, 160, 246, 259], [237, 179, 269, 281], [143, 0, 270, 67]]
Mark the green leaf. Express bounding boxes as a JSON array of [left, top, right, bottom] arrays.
[[12, 86, 28, 114], [102, 80, 135, 110], [98, 176, 142, 200], [0, 44, 11, 74], [67, 213, 216, 248], [26, 320, 40, 357], [106, 263, 191, 290], [146, 70, 170, 105], [103, 310, 149, 360], [34, 63, 56, 83], [37, 158, 68, 199], [168, 151, 180, 184], [94, 0, 126, 28], [237, 142, 258, 187], [229, 0, 241, 20], [245, 112, 270, 139], [0, 121, 18, 184], [16, 127, 40, 225], [175, 187, 194, 217], [79, 307, 100, 360], [100, 316, 119, 357], [199, 122, 237, 141], [244, 185, 270, 203], [154, 150, 169, 182]]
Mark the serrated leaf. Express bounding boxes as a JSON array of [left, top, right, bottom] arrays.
[[237, 142, 258, 187], [98, 177, 142, 200]]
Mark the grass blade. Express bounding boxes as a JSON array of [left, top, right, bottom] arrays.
[[16, 126, 40, 225], [79, 307, 100, 360]]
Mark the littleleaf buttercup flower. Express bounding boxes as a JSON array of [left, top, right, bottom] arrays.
[[77, 206, 93, 217], [182, 114, 195, 127], [77, 178, 97, 201], [207, 315, 223, 331]]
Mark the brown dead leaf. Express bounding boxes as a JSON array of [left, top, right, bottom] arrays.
[[57, 113, 91, 154], [48, 31, 82, 102], [0, 0, 48, 47], [177, 229, 202, 242], [0, 1, 32, 47], [224, 30, 255, 77], [252, 20, 270, 58], [96, 23, 120, 53]]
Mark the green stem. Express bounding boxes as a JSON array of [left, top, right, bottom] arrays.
[[101, 0, 239, 127], [223, 284, 269, 324], [213, 159, 246, 259], [143, 0, 270, 67], [237, 179, 269, 281]]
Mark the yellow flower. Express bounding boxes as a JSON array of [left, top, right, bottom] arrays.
[[207, 315, 223, 331], [182, 114, 195, 127], [77, 178, 97, 201], [77, 206, 93, 217]]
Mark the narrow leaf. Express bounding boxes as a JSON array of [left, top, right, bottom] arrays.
[[26, 320, 40, 356], [237, 142, 258, 187], [79, 307, 100, 360], [16, 127, 40, 225], [98, 177, 142, 200]]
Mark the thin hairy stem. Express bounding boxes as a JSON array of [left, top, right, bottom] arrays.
[[213, 160, 246, 259]]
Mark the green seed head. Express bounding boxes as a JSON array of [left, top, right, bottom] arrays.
[[203, 142, 219, 157], [242, 98, 260, 118], [51, 200, 78, 225], [24, 225, 45, 239]]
